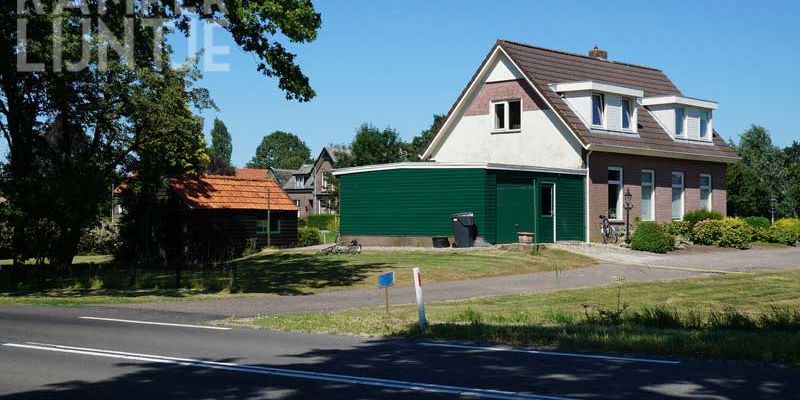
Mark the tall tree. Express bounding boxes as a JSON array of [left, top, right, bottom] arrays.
[[248, 131, 311, 169], [341, 124, 404, 167], [1, 1, 321, 268], [784, 141, 800, 217], [207, 118, 234, 175], [406, 114, 446, 161], [727, 125, 791, 217]]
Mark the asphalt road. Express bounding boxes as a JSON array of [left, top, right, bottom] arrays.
[[1, 306, 799, 399]]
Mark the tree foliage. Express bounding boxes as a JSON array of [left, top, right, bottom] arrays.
[[207, 118, 234, 175], [335, 124, 403, 167], [247, 131, 311, 169], [407, 114, 446, 161]]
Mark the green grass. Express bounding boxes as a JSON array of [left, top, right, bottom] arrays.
[[235, 268, 800, 365], [0, 247, 593, 305], [0, 255, 113, 266]]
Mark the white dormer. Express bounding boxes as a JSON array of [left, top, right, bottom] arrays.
[[642, 96, 717, 142], [551, 81, 643, 133]]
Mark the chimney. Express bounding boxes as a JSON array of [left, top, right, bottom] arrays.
[[588, 45, 607, 60]]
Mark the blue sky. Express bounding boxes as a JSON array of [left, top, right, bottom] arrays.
[[170, 0, 800, 167]]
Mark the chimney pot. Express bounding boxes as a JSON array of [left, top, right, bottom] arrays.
[[589, 45, 608, 60]]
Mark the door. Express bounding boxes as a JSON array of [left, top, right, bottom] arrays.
[[536, 182, 555, 243], [496, 178, 535, 243]]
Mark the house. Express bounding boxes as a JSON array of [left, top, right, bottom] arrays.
[[270, 146, 342, 218], [332, 40, 738, 245], [164, 174, 298, 263]]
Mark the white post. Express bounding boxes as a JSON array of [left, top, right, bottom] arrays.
[[412, 267, 426, 330]]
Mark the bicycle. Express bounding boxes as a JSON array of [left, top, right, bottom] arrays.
[[599, 215, 620, 244], [317, 238, 362, 256]]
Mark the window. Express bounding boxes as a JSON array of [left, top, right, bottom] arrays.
[[607, 167, 623, 220], [700, 174, 712, 211], [294, 176, 303, 189], [541, 184, 554, 217], [699, 110, 709, 139], [492, 100, 521, 132], [671, 172, 684, 220], [592, 93, 605, 126], [675, 107, 685, 137], [641, 170, 655, 221], [621, 98, 632, 130], [256, 219, 281, 235]]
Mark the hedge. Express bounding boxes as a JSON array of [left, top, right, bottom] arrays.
[[717, 218, 754, 249], [683, 210, 723, 228], [306, 214, 337, 230], [298, 227, 321, 247], [691, 220, 724, 245], [631, 222, 674, 253]]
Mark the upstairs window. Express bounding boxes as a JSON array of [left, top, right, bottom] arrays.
[[294, 176, 303, 189], [591, 93, 605, 126], [699, 110, 709, 139], [675, 107, 685, 137], [492, 99, 521, 132], [621, 98, 633, 130]]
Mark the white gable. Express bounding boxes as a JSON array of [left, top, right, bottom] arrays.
[[486, 55, 523, 82]]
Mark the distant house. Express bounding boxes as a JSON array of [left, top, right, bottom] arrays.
[[333, 40, 738, 245], [165, 174, 298, 263], [271, 146, 342, 218]]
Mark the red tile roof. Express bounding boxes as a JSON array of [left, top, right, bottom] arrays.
[[234, 168, 270, 180], [169, 175, 298, 211]]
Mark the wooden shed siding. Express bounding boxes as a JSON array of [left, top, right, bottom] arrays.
[[339, 169, 490, 238]]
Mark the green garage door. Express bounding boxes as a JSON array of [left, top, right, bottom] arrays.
[[496, 177, 535, 244]]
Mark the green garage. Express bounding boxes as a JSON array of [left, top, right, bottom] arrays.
[[334, 164, 585, 245]]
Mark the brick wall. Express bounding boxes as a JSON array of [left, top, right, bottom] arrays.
[[588, 152, 727, 242], [464, 79, 548, 116]]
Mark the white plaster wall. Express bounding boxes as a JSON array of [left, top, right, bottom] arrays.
[[564, 91, 592, 126], [486, 56, 524, 82], [432, 109, 584, 169], [649, 105, 677, 137]]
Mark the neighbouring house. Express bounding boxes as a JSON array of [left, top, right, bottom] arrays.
[[333, 40, 738, 245], [164, 174, 298, 263], [270, 146, 342, 218]]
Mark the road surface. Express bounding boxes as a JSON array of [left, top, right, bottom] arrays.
[[1, 305, 798, 399]]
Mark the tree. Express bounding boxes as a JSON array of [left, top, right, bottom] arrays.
[[343, 124, 404, 167], [406, 114, 446, 161], [248, 131, 311, 169], [784, 141, 800, 217], [1, 1, 321, 268], [207, 118, 234, 175]]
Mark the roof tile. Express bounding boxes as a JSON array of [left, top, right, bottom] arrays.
[[170, 175, 298, 211]]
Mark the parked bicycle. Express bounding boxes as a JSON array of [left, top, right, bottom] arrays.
[[599, 215, 620, 244], [317, 238, 362, 256]]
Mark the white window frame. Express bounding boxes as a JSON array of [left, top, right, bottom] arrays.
[[671, 171, 685, 220], [699, 173, 712, 211], [699, 110, 710, 140], [591, 93, 605, 128], [621, 97, 633, 131], [490, 99, 522, 133], [641, 169, 655, 221], [675, 107, 685, 137], [608, 167, 623, 221]]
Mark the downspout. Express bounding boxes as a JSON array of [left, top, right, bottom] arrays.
[[585, 150, 593, 243]]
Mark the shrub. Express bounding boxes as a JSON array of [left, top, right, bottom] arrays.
[[307, 214, 337, 230], [768, 218, 800, 245], [631, 222, 674, 253], [683, 210, 723, 228], [297, 218, 308, 228], [718, 217, 754, 249], [691, 219, 723, 245], [663, 220, 691, 238], [298, 226, 321, 247], [78, 219, 120, 255], [744, 216, 771, 241]]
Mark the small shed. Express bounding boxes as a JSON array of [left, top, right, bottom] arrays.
[[167, 174, 298, 263]]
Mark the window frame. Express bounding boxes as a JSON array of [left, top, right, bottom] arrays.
[[675, 107, 685, 137], [490, 99, 522, 133], [256, 219, 281, 235], [699, 110, 710, 140], [640, 169, 655, 221], [607, 166, 624, 221], [621, 98, 633, 131], [671, 171, 685, 220], [699, 173, 712, 211], [591, 93, 605, 128]]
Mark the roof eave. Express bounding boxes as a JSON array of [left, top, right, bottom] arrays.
[[587, 143, 740, 164]]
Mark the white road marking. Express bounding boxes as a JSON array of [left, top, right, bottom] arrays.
[[419, 342, 680, 365], [3, 342, 575, 400], [78, 317, 231, 331]]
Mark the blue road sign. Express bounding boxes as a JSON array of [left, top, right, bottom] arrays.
[[378, 271, 395, 288]]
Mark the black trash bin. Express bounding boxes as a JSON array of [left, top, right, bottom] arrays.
[[451, 212, 477, 248]]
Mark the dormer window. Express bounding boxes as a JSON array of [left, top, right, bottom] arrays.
[[492, 99, 521, 132], [591, 93, 604, 127], [621, 98, 632, 130], [675, 107, 685, 137], [699, 110, 709, 139]]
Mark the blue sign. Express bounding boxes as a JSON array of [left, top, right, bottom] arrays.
[[378, 271, 395, 288]]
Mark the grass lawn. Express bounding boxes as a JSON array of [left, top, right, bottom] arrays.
[[236, 268, 800, 365], [0, 247, 593, 306]]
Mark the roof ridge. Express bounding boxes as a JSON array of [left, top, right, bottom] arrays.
[[497, 39, 664, 72]]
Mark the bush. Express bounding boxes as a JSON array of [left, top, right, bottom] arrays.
[[743, 216, 771, 241], [718, 218, 754, 249], [297, 218, 308, 228], [768, 218, 800, 245], [663, 220, 691, 238], [307, 214, 337, 230], [691, 220, 723, 245], [298, 226, 321, 247], [683, 210, 723, 228], [631, 222, 674, 253], [77, 219, 120, 255]]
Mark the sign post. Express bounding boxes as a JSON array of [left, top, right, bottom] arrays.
[[412, 267, 426, 330], [378, 271, 395, 315]]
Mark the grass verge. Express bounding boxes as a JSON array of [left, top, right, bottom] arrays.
[[235, 268, 800, 365]]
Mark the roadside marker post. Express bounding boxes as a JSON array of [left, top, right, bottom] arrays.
[[378, 271, 395, 315], [412, 267, 426, 330]]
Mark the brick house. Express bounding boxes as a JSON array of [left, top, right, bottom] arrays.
[[332, 40, 737, 245], [268, 147, 342, 218]]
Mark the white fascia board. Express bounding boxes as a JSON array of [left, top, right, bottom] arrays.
[[586, 144, 739, 164], [641, 96, 718, 110], [551, 81, 644, 98], [332, 162, 587, 176]]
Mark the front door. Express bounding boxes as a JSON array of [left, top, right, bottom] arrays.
[[496, 178, 535, 243], [536, 182, 556, 243]]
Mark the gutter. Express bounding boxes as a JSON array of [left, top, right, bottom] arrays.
[[586, 144, 740, 164]]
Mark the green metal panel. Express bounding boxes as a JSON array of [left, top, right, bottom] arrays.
[[495, 176, 535, 243], [553, 173, 586, 241], [339, 168, 489, 237], [536, 181, 555, 243]]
